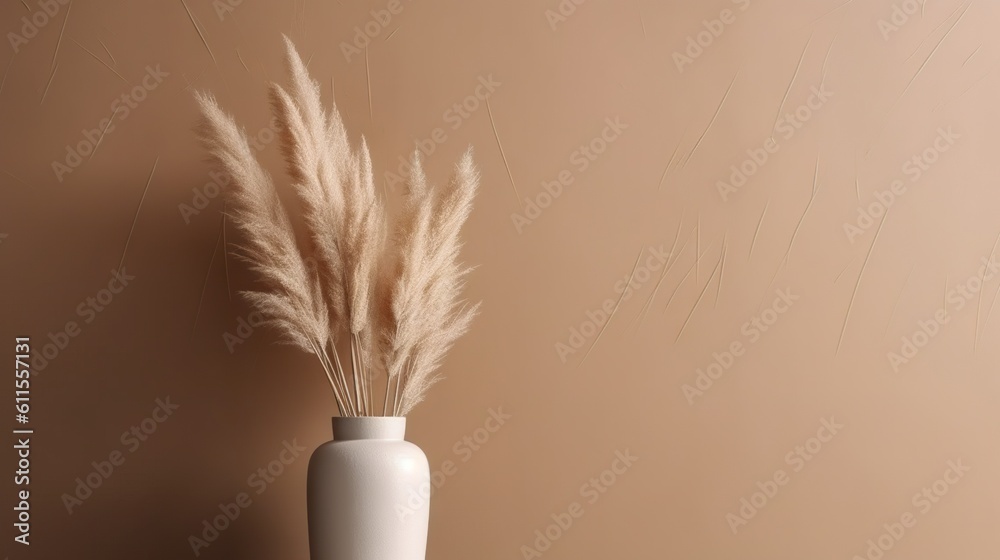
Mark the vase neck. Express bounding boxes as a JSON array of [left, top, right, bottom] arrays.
[[332, 417, 406, 441]]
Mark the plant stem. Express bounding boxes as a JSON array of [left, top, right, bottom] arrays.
[[352, 334, 366, 415], [351, 333, 365, 415], [328, 340, 357, 416], [326, 340, 356, 416], [361, 339, 372, 415], [395, 376, 403, 416], [310, 340, 347, 416], [325, 350, 353, 416], [392, 358, 411, 417], [382, 373, 391, 417], [355, 334, 372, 415], [382, 368, 396, 416]]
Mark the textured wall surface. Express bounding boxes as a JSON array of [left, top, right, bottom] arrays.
[[2, 0, 999, 558]]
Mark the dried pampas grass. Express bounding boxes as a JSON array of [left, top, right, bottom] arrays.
[[195, 36, 479, 417]]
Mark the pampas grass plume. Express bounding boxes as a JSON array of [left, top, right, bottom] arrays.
[[195, 36, 479, 417]]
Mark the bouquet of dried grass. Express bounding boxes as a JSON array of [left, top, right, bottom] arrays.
[[196, 36, 479, 417]]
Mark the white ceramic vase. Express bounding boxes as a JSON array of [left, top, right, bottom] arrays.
[[307, 416, 430, 560]]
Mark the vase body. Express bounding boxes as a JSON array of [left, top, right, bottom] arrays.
[[307, 417, 430, 560]]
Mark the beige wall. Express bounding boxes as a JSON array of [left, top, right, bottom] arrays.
[[2, 0, 999, 558]]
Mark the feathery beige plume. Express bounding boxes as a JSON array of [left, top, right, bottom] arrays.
[[196, 36, 479, 417], [195, 92, 329, 353], [382, 149, 481, 415]]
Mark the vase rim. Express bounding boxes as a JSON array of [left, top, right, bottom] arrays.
[[332, 416, 406, 441]]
